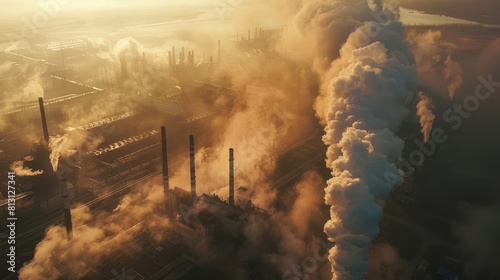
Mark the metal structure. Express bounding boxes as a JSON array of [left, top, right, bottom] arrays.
[[161, 126, 169, 197], [61, 179, 73, 239], [229, 148, 234, 206], [38, 97, 49, 143], [189, 135, 196, 198]]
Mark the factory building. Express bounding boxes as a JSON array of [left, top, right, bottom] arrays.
[[33, 98, 74, 212], [0, 34, 289, 279], [45, 128, 271, 279], [159, 128, 271, 244]]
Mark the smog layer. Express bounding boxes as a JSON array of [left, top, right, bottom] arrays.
[[1, 0, 499, 280]]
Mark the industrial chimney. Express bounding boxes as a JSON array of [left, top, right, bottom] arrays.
[[172, 46, 176, 66], [161, 127, 169, 198], [189, 135, 196, 198], [38, 97, 49, 144], [119, 55, 128, 78], [218, 40, 221, 64], [229, 148, 234, 206], [181, 47, 185, 64], [61, 179, 73, 239]]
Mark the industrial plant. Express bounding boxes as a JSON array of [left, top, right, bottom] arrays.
[[0, 24, 327, 279], [1, 1, 500, 280]]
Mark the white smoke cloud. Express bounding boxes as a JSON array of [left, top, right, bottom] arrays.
[[406, 30, 463, 100], [0, 65, 45, 107], [10, 156, 43, 177], [416, 92, 435, 143], [19, 183, 170, 279], [322, 20, 417, 280], [277, 0, 394, 125], [406, 30, 444, 72], [113, 37, 143, 59], [49, 130, 104, 172], [444, 54, 463, 100], [243, 170, 328, 278], [18, 68, 44, 100]]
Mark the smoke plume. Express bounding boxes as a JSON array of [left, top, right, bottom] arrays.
[[406, 30, 463, 100], [321, 20, 417, 280], [443, 54, 464, 100], [243, 170, 328, 279], [416, 92, 435, 143], [18, 183, 170, 279], [49, 130, 105, 172], [168, 48, 318, 208], [406, 30, 444, 73], [366, 243, 410, 280], [0, 64, 45, 111], [10, 156, 43, 177], [277, 0, 396, 124]]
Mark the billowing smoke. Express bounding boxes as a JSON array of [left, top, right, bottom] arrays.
[[416, 92, 435, 143], [321, 20, 417, 280], [49, 135, 68, 172], [113, 37, 143, 61], [49, 130, 104, 172], [243, 170, 329, 279], [19, 69, 45, 100], [406, 30, 463, 100], [443, 54, 464, 100], [366, 243, 410, 280], [406, 30, 444, 72], [277, 0, 395, 124], [18, 183, 170, 279], [0, 63, 45, 110], [169, 86, 288, 208], [10, 156, 43, 177], [168, 48, 318, 208], [278, 0, 376, 75], [17, 15, 322, 280]]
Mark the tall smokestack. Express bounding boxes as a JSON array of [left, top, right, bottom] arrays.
[[218, 40, 221, 64], [38, 97, 49, 143], [61, 179, 73, 239], [172, 46, 176, 66], [181, 47, 185, 64], [161, 127, 169, 197], [168, 51, 172, 67], [189, 135, 196, 198], [119, 55, 128, 78], [229, 148, 234, 206], [418, 148, 425, 173]]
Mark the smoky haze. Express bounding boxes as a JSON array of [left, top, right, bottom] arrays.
[[1, 0, 499, 279]]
